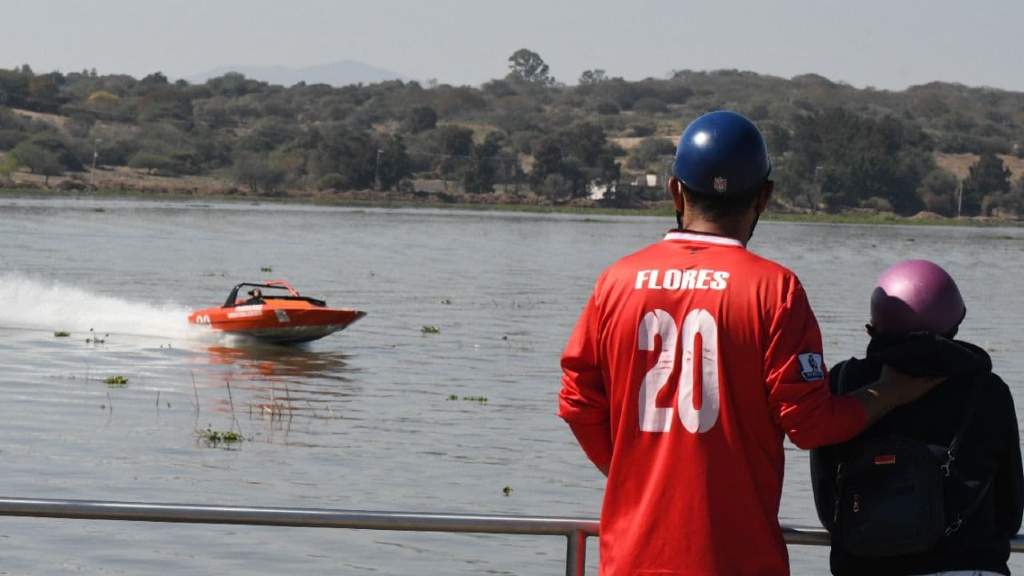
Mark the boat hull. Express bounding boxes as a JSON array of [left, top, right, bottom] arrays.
[[189, 302, 366, 344]]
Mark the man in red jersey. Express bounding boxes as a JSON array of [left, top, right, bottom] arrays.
[[558, 110, 944, 576]]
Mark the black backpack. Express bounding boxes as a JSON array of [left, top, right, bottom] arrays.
[[831, 362, 990, 558]]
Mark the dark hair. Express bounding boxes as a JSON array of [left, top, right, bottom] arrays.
[[682, 183, 763, 219]]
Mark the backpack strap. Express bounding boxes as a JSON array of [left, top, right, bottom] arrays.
[[834, 358, 854, 395], [945, 477, 993, 536], [942, 371, 986, 476], [830, 359, 857, 524], [942, 371, 993, 536]]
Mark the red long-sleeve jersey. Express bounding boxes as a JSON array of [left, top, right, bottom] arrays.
[[559, 231, 865, 576]]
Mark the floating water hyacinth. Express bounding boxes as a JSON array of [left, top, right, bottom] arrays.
[[104, 375, 128, 387], [199, 426, 244, 445]]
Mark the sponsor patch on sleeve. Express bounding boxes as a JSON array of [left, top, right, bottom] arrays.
[[797, 352, 825, 381]]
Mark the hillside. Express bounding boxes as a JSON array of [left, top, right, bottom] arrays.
[[1, 61, 1022, 218]]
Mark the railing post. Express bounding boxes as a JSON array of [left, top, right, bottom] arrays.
[[566, 529, 587, 576]]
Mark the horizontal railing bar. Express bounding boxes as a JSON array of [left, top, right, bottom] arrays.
[[0, 497, 1021, 551], [0, 497, 598, 536]]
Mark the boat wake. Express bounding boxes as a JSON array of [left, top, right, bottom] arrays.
[[0, 273, 196, 340]]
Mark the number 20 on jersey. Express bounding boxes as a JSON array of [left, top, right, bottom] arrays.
[[638, 308, 720, 434]]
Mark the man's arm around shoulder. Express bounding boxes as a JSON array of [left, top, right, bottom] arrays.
[[851, 365, 945, 428]]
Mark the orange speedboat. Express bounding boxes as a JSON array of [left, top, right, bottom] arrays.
[[188, 281, 366, 344]]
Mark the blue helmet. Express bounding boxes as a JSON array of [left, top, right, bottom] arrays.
[[672, 110, 772, 196]]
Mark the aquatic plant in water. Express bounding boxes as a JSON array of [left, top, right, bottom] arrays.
[[104, 375, 128, 387], [446, 394, 488, 403], [200, 426, 244, 445]]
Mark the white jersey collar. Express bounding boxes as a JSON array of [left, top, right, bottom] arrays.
[[663, 230, 745, 248]]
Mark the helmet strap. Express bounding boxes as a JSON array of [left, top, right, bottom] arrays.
[[746, 181, 772, 241], [748, 209, 761, 241]]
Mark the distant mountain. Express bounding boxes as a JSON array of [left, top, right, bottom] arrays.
[[186, 60, 414, 87]]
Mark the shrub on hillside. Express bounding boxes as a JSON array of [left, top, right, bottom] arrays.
[[317, 173, 347, 191]]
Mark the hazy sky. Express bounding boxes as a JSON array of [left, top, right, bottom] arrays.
[[4, 0, 1023, 92]]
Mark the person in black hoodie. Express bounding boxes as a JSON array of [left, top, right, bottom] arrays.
[[811, 259, 1024, 576]]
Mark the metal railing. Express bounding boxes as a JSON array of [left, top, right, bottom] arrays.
[[0, 496, 1020, 576]]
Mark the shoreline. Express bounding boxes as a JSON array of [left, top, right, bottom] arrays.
[[1, 187, 1020, 227]]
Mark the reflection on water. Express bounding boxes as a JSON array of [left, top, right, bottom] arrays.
[[192, 343, 363, 423], [203, 342, 359, 381]]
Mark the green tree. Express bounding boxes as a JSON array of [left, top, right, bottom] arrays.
[[561, 122, 620, 196], [579, 69, 606, 85], [407, 106, 438, 133], [430, 125, 474, 188], [581, 77, 638, 110], [536, 173, 570, 201], [10, 141, 62, 185], [632, 97, 668, 115], [316, 173, 347, 191], [507, 49, 553, 85], [433, 86, 488, 117], [235, 117, 300, 153], [33, 134, 86, 172], [981, 188, 1024, 218], [561, 122, 607, 166], [374, 134, 412, 191], [137, 87, 193, 124], [0, 106, 33, 149], [436, 125, 474, 157], [189, 125, 234, 170], [627, 138, 675, 170], [128, 151, 176, 175], [529, 122, 620, 198], [493, 95, 542, 133], [916, 169, 959, 217], [305, 125, 374, 189], [785, 109, 932, 215], [205, 72, 267, 98], [530, 137, 566, 187], [530, 137, 585, 199], [232, 153, 286, 193], [0, 154, 19, 181], [985, 176, 1024, 217], [0, 69, 30, 107], [462, 133, 502, 193], [27, 74, 61, 112], [302, 125, 408, 191], [961, 152, 1011, 216]]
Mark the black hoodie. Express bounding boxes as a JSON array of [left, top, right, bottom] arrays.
[[810, 336, 1024, 576]]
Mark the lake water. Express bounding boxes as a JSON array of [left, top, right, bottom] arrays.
[[0, 196, 1022, 576]]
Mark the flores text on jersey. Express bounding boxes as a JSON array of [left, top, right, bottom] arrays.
[[635, 269, 729, 291]]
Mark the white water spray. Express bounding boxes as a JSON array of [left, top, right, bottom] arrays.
[[0, 273, 195, 339]]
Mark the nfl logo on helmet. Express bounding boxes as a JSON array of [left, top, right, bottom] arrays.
[[713, 177, 728, 193]]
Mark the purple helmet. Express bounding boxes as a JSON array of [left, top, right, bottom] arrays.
[[869, 260, 966, 337]]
